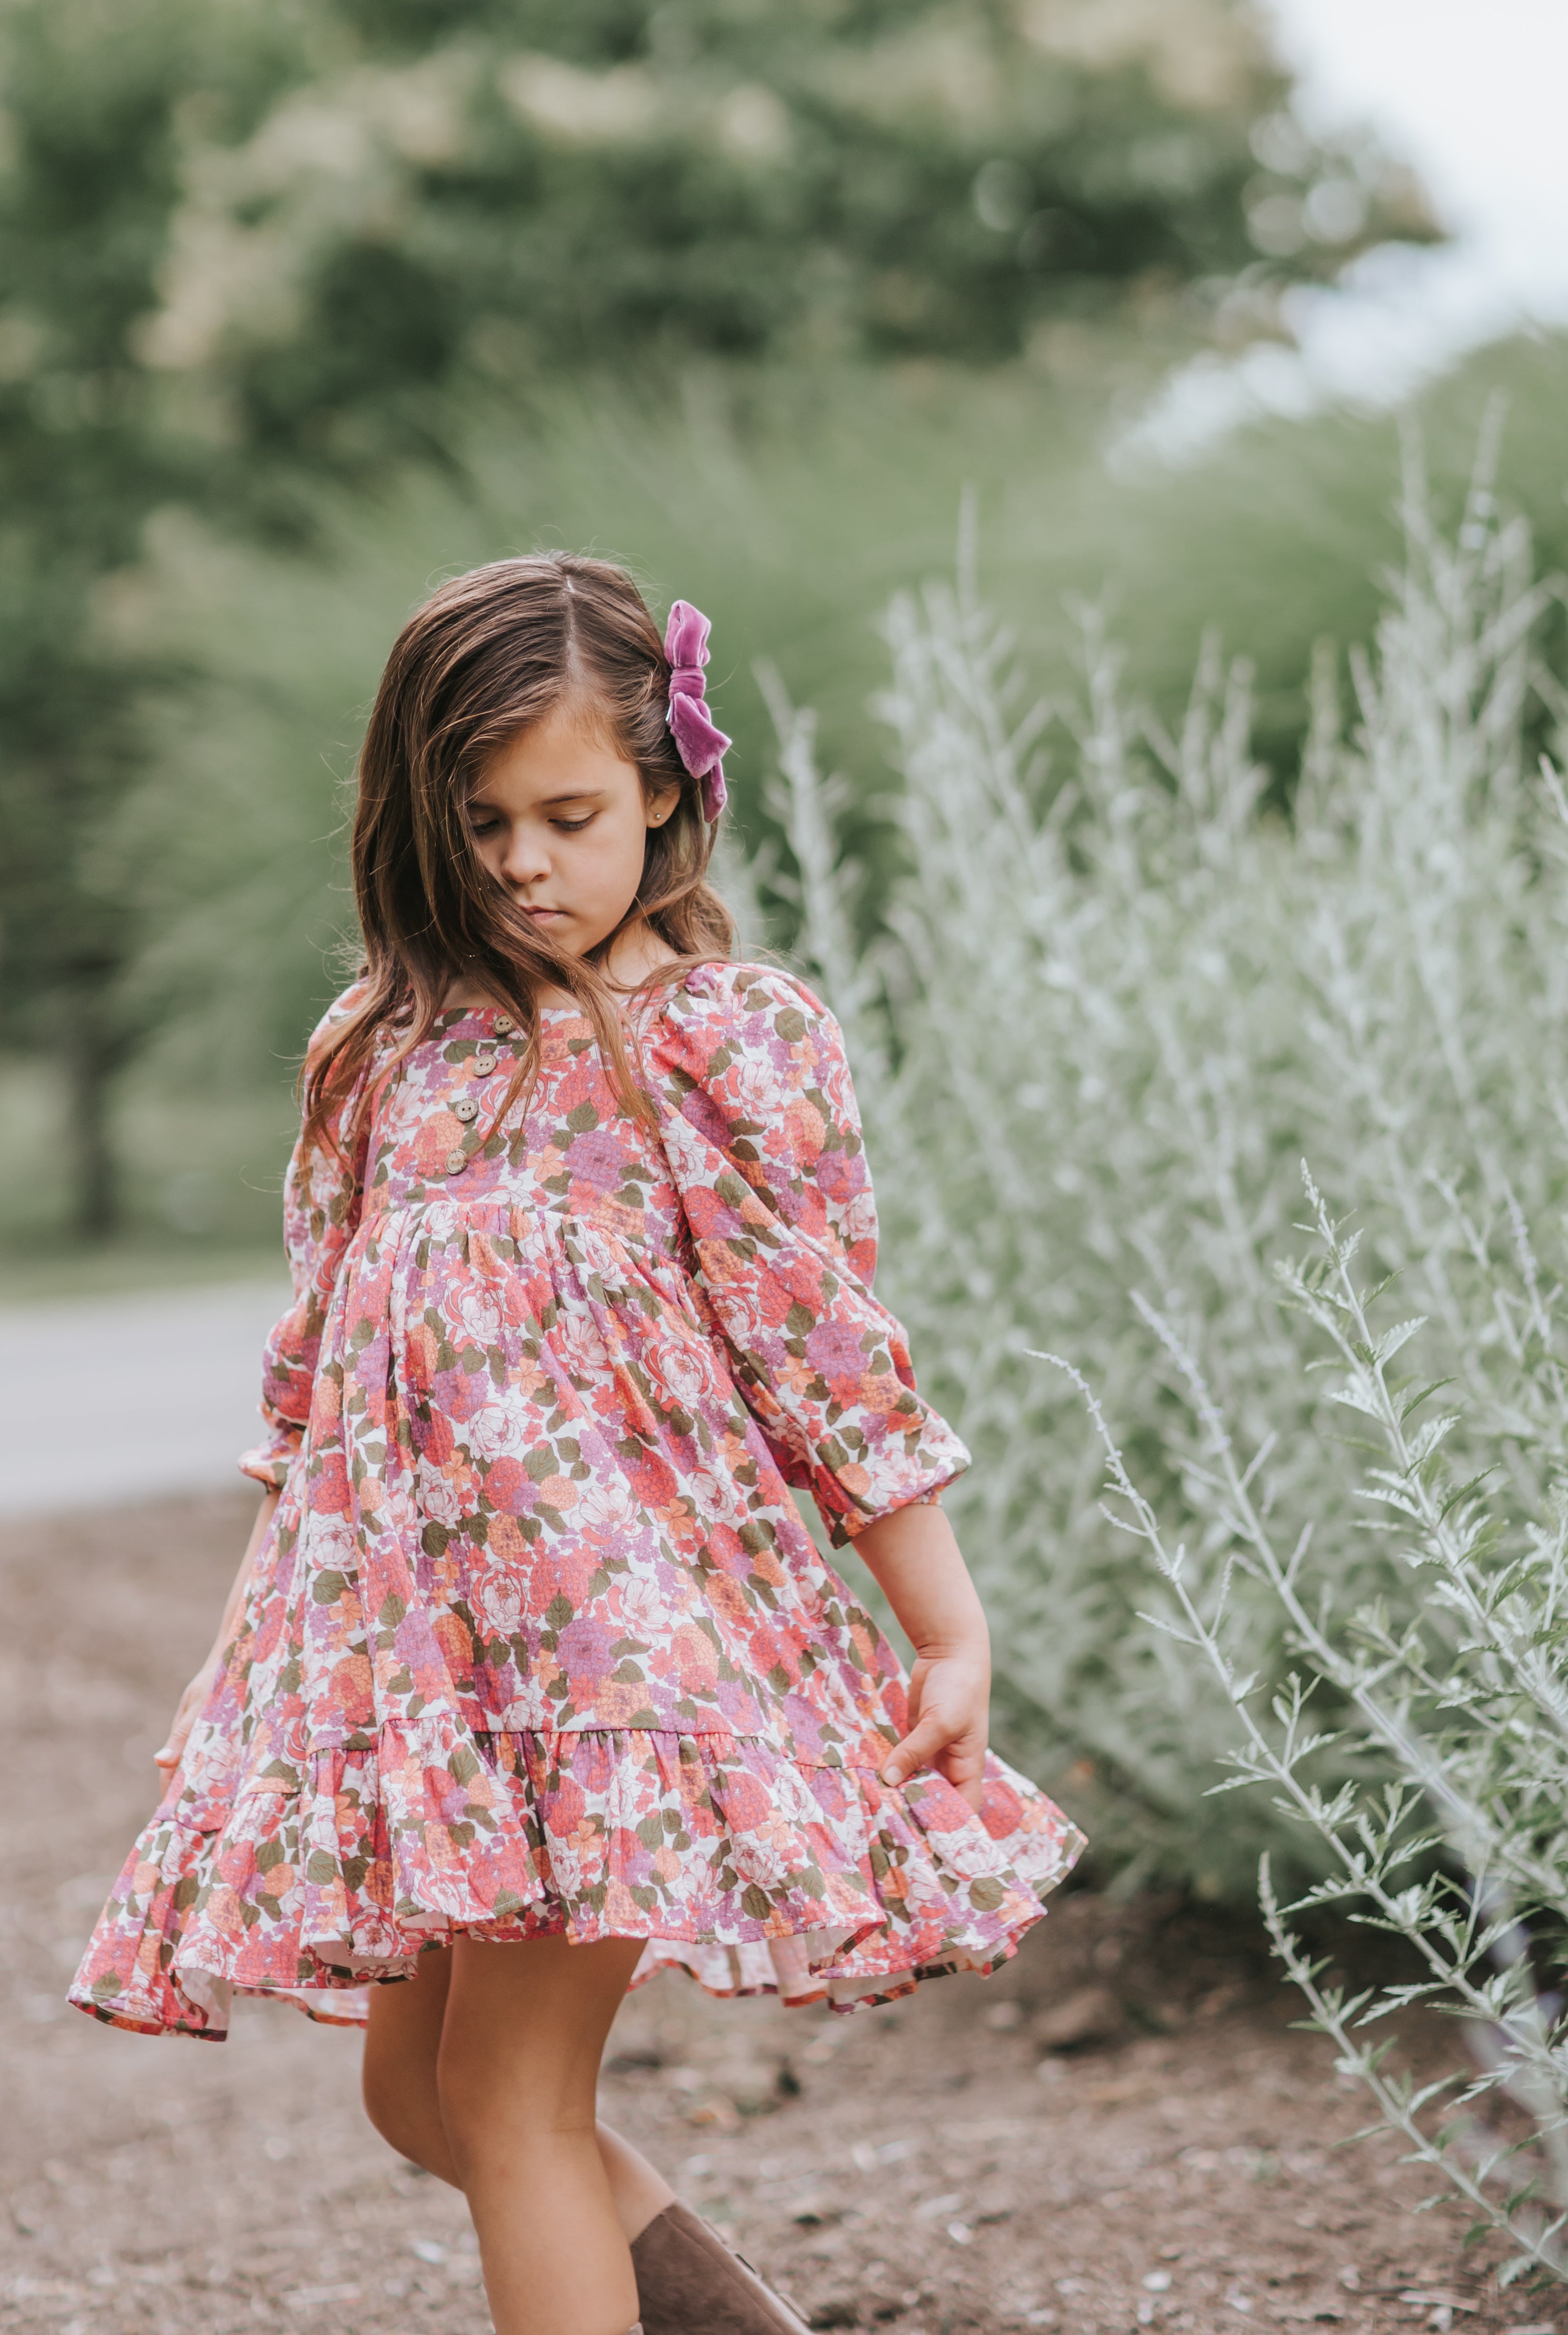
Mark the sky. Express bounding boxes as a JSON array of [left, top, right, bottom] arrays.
[[1128, 0, 1568, 460]]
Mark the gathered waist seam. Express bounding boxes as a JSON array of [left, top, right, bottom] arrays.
[[357, 1196, 672, 1253], [235, 1721, 880, 1773]]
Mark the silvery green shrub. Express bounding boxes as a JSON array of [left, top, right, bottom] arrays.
[[771, 442, 1568, 1900], [1056, 1180, 1568, 2282]]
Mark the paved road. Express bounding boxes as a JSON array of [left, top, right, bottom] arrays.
[[0, 1279, 291, 1517]]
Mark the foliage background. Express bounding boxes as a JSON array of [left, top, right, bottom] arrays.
[[773, 446, 1568, 1891], [0, 0, 1432, 1241]]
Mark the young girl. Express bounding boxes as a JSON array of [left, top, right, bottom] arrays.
[[71, 556, 1085, 2335]]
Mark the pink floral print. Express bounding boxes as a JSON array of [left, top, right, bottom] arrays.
[[71, 964, 1084, 2037]]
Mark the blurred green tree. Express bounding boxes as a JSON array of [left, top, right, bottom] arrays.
[[0, 0, 1432, 1235], [0, 0, 312, 1232], [156, 0, 1431, 417]]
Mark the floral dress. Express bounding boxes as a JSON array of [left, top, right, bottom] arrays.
[[72, 963, 1084, 2039]]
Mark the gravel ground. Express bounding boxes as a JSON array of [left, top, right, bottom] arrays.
[[0, 1493, 1554, 2335]]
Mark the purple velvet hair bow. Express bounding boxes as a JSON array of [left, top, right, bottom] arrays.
[[664, 599, 731, 821]]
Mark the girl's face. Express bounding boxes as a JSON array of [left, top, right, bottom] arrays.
[[465, 700, 678, 961]]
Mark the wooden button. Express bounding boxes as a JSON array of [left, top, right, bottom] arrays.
[[445, 1150, 466, 1174], [454, 1098, 479, 1123]]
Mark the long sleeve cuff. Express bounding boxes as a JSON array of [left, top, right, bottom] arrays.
[[238, 1423, 302, 1493]]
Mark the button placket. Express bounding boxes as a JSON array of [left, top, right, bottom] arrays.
[[445, 1014, 518, 1172]]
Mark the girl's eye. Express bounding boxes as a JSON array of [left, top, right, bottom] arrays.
[[554, 815, 594, 832]]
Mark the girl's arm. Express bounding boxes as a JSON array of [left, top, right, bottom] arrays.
[[152, 1488, 279, 1791], [646, 970, 984, 1800], [852, 1502, 991, 1812]]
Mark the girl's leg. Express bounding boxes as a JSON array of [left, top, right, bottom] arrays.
[[596, 2120, 679, 2238], [362, 1949, 801, 2332], [436, 1933, 646, 2335], [363, 1946, 461, 2183], [362, 1947, 675, 2233]]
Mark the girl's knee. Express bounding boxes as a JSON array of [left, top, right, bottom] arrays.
[[435, 2037, 522, 2138], [361, 2049, 420, 2158], [362, 2030, 448, 2175], [435, 2044, 590, 2158]]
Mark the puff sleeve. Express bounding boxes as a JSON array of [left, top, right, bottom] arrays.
[[238, 988, 373, 1491], [645, 963, 970, 1545]]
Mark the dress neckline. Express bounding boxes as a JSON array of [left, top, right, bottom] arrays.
[[433, 974, 707, 1034], [434, 1000, 585, 1028]]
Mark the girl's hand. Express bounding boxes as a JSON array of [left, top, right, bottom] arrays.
[[851, 1501, 994, 1816], [881, 1639, 990, 1812], [153, 1653, 219, 1797]]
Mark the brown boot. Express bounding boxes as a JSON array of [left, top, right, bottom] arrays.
[[632, 2200, 809, 2334]]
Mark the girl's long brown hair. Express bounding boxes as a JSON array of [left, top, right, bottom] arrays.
[[301, 553, 736, 1168]]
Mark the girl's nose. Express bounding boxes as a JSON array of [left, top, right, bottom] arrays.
[[500, 823, 550, 887]]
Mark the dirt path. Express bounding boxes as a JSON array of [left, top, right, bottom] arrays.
[[0, 1495, 1551, 2335]]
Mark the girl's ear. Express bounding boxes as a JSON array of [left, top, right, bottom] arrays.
[[645, 785, 681, 829]]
